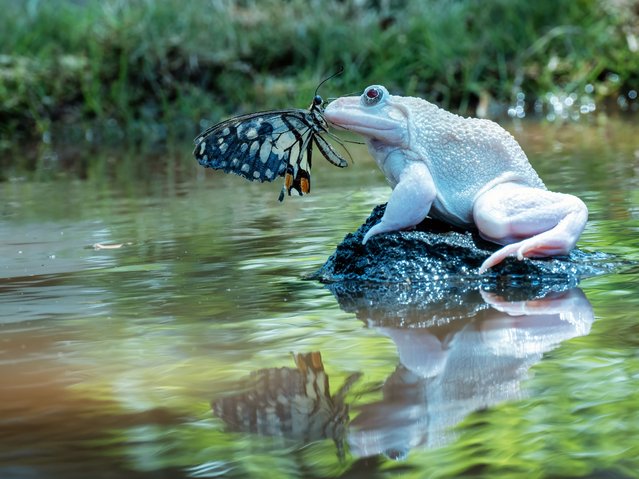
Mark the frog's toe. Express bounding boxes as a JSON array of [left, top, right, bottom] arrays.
[[362, 222, 387, 244], [478, 243, 521, 273], [515, 237, 571, 259], [480, 235, 572, 273]]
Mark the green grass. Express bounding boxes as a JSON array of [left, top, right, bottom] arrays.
[[1, 0, 638, 175]]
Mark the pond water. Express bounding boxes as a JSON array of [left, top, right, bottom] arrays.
[[1, 119, 638, 478]]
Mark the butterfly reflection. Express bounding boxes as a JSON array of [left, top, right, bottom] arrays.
[[212, 352, 360, 456]]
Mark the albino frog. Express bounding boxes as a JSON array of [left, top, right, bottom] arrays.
[[324, 85, 588, 273]]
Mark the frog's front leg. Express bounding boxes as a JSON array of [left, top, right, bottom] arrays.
[[473, 182, 588, 273], [363, 159, 436, 244]]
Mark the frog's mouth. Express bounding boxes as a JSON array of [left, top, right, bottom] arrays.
[[324, 100, 405, 145]]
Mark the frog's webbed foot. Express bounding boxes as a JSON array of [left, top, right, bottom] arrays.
[[478, 235, 575, 274], [363, 162, 436, 244], [474, 183, 588, 274]]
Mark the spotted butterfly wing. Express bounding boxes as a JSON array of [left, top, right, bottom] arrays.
[[193, 96, 348, 201]]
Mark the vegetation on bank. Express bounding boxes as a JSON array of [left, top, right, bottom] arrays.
[[1, 0, 638, 173]]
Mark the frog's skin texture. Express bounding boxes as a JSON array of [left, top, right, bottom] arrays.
[[324, 86, 588, 273]]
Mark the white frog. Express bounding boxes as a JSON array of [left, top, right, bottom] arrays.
[[324, 85, 588, 273]]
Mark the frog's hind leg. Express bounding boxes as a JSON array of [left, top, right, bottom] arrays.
[[473, 182, 588, 273]]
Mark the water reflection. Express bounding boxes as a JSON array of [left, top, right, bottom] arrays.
[[209, 284, 594, 463], [212, 352, 361, 457], [346, 287, 593, 459]]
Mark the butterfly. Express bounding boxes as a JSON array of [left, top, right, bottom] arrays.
[[212, 351, 361, 458], [193, 76, 348, 202]]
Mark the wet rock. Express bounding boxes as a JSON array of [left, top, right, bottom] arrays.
[[309, 203, 619, 288]]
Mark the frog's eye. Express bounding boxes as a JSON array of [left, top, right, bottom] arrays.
[[362, 85, 384, 106]]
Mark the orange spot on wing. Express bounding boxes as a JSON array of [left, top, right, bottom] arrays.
[[300, 177, 310, 194], [285, 173, 293, 189], [310, 352, 323, 369]]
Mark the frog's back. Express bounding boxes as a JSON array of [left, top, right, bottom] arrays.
[[407, 98, 545, 226]]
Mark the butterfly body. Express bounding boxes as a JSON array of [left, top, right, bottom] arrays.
[[194, 95, 348, 201]]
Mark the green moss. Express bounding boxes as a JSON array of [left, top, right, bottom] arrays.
[[1, 0, 638, 174]]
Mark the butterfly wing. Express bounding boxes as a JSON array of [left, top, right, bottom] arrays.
[[194, 104, 349, 201], [194, 109, 314, 186], [313, 133, 348, 168]]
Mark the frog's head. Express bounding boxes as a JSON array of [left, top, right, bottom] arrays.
[[324, 85, 413, 148]]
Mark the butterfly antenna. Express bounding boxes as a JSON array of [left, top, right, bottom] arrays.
[[326, 89, 365, 102], [314, 66, 344, 98]]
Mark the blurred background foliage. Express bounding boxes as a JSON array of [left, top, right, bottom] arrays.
[[1, 0, 638, 173]]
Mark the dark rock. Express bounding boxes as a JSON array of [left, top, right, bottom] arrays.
[[309, 203, 621, 289]]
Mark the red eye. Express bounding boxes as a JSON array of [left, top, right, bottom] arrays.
[[362, 86, 384, 106]]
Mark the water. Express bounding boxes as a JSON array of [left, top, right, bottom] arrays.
[[1, 119, 638, 478]]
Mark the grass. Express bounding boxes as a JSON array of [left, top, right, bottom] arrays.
[[1, 0, 638, 176]]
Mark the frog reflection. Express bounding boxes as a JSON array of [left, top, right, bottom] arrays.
[[212, 352, 360, 455], [346, 287, 594, 459]]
